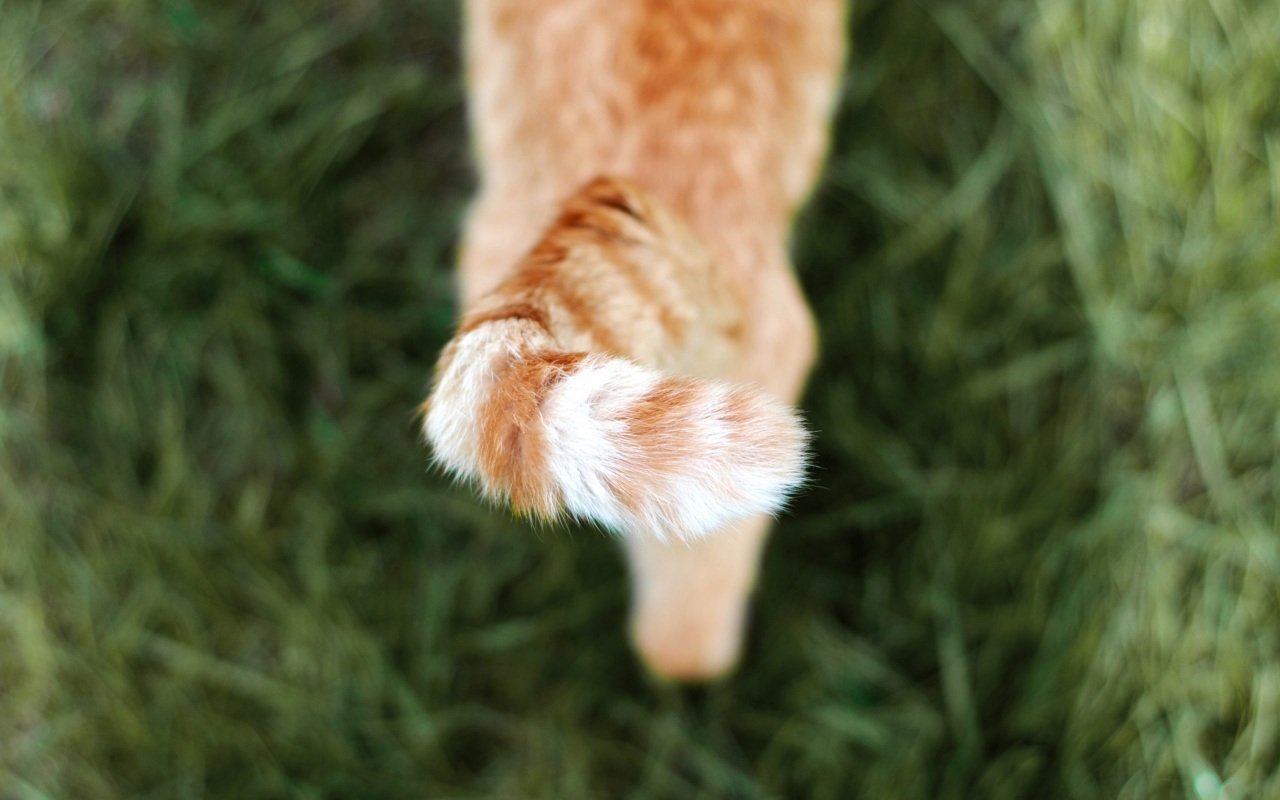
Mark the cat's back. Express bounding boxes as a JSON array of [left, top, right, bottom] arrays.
[[465, 0, 845, 288]]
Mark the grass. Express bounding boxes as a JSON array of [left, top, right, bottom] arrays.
[[2, 0, 1278, 796]]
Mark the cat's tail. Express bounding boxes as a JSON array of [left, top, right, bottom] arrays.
[[423, 318, 807, 540], [422, 179, 808, 541]]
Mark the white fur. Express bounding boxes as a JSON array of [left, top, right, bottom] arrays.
[[542, 357, 808, 540], [424, 322, 808, 541], [424, 321, 559, 512]]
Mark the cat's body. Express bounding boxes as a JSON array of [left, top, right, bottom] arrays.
[[425, 0, 845, 679]]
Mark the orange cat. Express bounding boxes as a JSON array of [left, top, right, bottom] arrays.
[[424, 0, 846, 680]]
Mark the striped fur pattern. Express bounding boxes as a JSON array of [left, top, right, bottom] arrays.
[[425, 179, 808, 541], [426, 0, 846, 679]]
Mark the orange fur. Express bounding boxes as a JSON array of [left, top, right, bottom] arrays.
[[427, 0, 846, 680]]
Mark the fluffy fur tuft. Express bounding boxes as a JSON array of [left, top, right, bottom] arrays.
[[424, 316, 808, 541]]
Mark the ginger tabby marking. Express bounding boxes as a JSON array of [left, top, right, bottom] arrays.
[[424, 0, 845, 680]]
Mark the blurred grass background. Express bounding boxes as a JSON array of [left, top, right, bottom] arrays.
[[2, 0, 1279, 796]]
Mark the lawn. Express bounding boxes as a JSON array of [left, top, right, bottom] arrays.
[[2, 0, 1279, 797]]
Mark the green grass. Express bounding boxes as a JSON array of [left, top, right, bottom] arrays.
[[2, 0, 1278, 797]]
